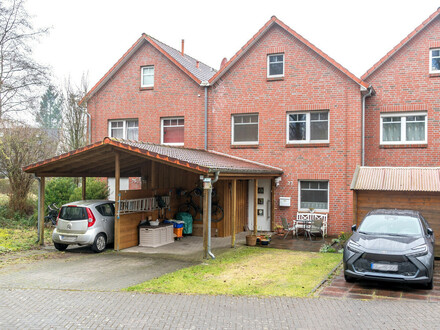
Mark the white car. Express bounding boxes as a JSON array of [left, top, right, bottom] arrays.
[[52, 200, 115, 253]]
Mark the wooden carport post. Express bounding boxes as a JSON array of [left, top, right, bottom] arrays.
[[82, 177, 86, 200], [39, 177, 45, 245], [253, 179, 258, 235], [231, 179, 237, 248], [114, 152, 120, 251], [202, 184, 209, 259]]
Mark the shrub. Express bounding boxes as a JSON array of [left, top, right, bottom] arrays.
[[45, 177, 76, 208], [0, 178, 9, 194], [69, 178, 109, 201]]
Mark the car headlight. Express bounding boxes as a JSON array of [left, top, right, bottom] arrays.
[[406, 244, 428, 257], [347, 240, 363, 253]]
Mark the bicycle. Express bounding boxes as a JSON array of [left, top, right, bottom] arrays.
[[44, 203, 59, 226], [178, 187, 224, 222]]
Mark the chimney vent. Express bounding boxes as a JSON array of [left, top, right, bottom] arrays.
[[181, 39, 184, 56], [196, 61, 199, 68]]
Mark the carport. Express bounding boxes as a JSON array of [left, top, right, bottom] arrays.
[[23, 137, 282, 257], [351, 166, 440, 256]]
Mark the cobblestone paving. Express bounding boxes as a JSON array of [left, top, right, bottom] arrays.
[[1, 288, 439, 329], [319, 260, 440, 302]]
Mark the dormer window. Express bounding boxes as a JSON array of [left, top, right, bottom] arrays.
[[430, 48, 440, 73], [141, 66, 154, 87], [267, 53, 284, 78]]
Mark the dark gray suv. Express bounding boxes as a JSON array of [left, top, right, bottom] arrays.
[[343, 209, 435, 289]]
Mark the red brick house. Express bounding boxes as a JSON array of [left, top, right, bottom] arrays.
[[83, 16, 373, 236], [363, 8, 440, 167]]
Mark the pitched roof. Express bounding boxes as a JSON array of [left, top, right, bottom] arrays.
[[362, 8, 440, 80], [209, 16, 369, 89], [23, 137, 283, 177], [81, 35, 216, 104], [350, 166, 440, 192]]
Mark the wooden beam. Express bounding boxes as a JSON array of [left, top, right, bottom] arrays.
[[39, 177, 45, 246], [82, 177, 86, 200], [253, 179, 258, 235], [202, 187, 209, 259], [353, 190, 358, 226], [231, 179, 237, 248], [271, 178, 275, 231], [114, 152, 120, 251], [150, 161, 158, 189]]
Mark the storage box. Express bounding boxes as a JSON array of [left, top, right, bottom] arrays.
[[279, 197, 291, 207], [173, 227, 183, 238], [139, 224, 174, 247]]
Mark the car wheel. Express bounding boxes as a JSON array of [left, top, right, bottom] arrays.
[[54, 242, 68, 251], [425, 278, 434, 290], [92, 233, 107, 253], [344, 274, 355, 283]]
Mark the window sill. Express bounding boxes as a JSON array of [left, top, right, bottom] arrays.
[[286, 143, 329, 148], [380, 144, 427, 149], [429, 72, 440, 78], [231, 144, 259, 149], [140, 86, 154, 91], [267, 76, 284, 82]]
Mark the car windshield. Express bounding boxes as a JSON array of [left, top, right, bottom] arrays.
[[359, 214, 422, 236], [59, 206, 87, 221]]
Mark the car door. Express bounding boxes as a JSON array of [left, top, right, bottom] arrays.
[[101, 203, 115, 242]]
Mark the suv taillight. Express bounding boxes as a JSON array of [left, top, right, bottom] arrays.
[[86, 207, 96, 227]]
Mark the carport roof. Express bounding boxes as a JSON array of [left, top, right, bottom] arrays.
[[23, 137, 283, 177], [351, 166, 440, 192]]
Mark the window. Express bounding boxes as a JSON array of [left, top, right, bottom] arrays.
[[287, 111, 329, 143], [108, 119, 138, 140], [232, 114, 259, 144], [430, 48, 440, 73], [267, 54, 284, 78], [141, 66, 154, 87], [380, 112, 427, 144], [299, 181, 329, 211], [161, 117, 184, 145]]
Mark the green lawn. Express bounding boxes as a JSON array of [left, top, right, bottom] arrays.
[[126, 247, 341, 297], [0, 227, 52, 253]]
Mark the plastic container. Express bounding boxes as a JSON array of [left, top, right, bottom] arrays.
[[174, 227, 183, 239]]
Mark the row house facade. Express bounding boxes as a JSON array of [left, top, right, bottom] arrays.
[[83, 9, 440, 236]]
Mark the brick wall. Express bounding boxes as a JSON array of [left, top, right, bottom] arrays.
[[364, 17, 440, 167], [209, 25, 363, 235]]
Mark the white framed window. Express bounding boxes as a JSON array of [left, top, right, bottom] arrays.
[[161, 117, 184, 146], [267, 53, 284, 78], [141, 66, 154, 87], [380, 112, 427, 144], [299, 181, 329, 211], [287, 111, 329, 144], [232, 114, 259, 145], [429, 48, 440, 73], [108, 119, 138, 140]]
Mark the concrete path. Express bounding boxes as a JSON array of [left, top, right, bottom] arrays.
[[1, 288, 439, 329]]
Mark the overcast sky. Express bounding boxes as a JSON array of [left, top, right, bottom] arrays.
[[26, 0, 440, 89]]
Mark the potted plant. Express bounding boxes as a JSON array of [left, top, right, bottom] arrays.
[[274, 224, 284, 235]]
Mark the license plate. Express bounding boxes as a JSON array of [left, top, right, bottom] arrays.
[[60, 235, 76, 242], [371, 263, 398, 271]]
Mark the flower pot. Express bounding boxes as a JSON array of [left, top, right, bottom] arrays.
[[246, 235, 257, 246]]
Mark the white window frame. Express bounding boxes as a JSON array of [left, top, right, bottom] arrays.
[[108, 119, 138, 140], [141, 65, 154, 88], [286, 111, 329, 144], [161, 117, 184, 146], [429, 48, 440, 74], [298, 180, 329, 212], [267, 53, 284, 78], [380, 112, 427, 145], [231, 113, 259, 145]]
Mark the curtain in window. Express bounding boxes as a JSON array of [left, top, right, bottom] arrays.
[[126, 120, 138, 140], [382, 117, 401, 141], [406, 116, 425, 141], [300, 181, 328, 210]]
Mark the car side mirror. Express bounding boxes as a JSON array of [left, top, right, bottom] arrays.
[[427, 228, 434, 236], [351, 224, 357, 232]]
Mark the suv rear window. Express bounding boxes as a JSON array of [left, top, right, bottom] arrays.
[[59, 206, 87, 221]]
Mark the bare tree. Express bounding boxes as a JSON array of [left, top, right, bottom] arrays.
[[0, 119, 56, 213], [0, 0, 49, 119], [61, 74, 89, 152]]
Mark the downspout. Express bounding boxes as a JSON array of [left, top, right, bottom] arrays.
[[201, 81, 209, 150], [207, 171, 220, 259], [361, 86, 373, 166], [85, 110, 91, 144]]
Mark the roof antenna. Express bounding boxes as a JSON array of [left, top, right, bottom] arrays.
[[181, 39, 184, 56]]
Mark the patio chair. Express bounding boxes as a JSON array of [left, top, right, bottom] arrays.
[[281, 217, 295, 239], [304, 217, 324, 240]]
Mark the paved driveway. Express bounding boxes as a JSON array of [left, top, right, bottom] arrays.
[[0, 247, 196, 291]]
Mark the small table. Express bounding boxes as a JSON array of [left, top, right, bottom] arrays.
[[294, 219, 312, 239]]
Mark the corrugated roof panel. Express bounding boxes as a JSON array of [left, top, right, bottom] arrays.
[[353, 167, 440, 192]]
